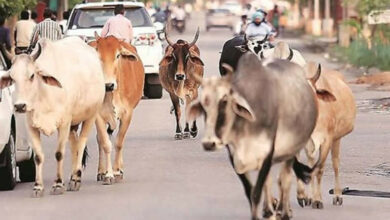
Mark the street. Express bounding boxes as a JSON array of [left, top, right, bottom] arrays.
[[1, 12, 390, 220]]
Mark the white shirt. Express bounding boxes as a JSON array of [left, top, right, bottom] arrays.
[[174, 8, 186, 20], [15, 20, 36, 47], [245, 22, 274, 38]]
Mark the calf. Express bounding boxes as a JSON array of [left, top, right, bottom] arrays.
[[89, 33, 145, 183], [159, 28, 204, 140], [0, 37, 105, 197], [296, 63, 356, 209], [188, 55, 319, 220]]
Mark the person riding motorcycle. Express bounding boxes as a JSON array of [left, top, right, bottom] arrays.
[[245, 11, 276, 40]]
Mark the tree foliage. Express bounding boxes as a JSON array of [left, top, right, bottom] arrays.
[[0, 0, 36, 18]]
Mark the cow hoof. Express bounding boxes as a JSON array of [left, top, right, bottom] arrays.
[[174, 133, 183, 140], [263, 208, 274, 218], [183, 132, 191, 139], [103, 176, 114, 185], [50, 183, 65, 195], [297, 197, 312, 208], [114, 170, 124, 182], [97, 173, 105, 182], [277, 214, 290, 220], [32, 185, 44, 198], [312, 200, 324, 209], [272, 197, 278, 209], [333, 196, 343, 206], [190, 130, 198, 138], [67, 179, 81, 191]]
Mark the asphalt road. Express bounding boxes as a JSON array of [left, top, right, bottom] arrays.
[[1, 12, 390, 220]]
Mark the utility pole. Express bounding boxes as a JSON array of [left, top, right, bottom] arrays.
[[312, 0, 322, 36]]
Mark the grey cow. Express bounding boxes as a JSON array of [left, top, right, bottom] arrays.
[[188, 54, 320, 220]]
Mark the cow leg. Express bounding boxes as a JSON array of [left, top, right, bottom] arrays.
[[277, 159, 294, 220], [67, 117, 96, 191], [297, 140, 316, 207], [96, 115, 114, 184], [263, 175, 277, 219], [331, 139, 343, 206], [190, 120, 198, 138], [183, 122, 191, 139], [50, 122, 70, 195], [169, 92, 182, 140], [251, 145, 275, 220], [312, 140, 332, 209], [226, 146, 253, 208], [27, 125, 44, 198], [113, 110, 133, 181]]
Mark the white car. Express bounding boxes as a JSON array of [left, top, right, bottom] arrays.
[[0, 50, 35, 190], [65, 1, 164, 99], [221, 1, 243, 15]]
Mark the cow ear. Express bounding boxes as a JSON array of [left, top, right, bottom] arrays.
[[37, 72, 62, 88], [94, 31, 100, 40], [119, 47, 138, 61], [231, 91, 256, 122], [0, 73, 13, 89], [88, 40, 97, 49], [235, 45, 248, 53], [187, 100, 205, 121], [316, 89, 336, 102]]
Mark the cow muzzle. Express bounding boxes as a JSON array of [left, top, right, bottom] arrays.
[[174, 74, 186, 81], [14, 103, 27, 113], [105, 83, 117, 92]]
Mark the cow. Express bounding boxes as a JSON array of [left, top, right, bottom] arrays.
[[89, 33, 145, 183], [159, 28, 204, 140], [296, 63, 356, 209], [219, 35, 306, 75], [0, 37, 105, 197], [187, 55, 321, 220]]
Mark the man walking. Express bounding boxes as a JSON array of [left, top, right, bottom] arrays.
[[14, 10, 36, 54], [101, 4, 133, 43], [29, 9, 62, 48]]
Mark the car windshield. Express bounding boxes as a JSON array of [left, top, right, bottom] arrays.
[[70, 7, 153, 29]]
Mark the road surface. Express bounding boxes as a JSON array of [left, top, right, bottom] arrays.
[[1, 12, 390, 220]]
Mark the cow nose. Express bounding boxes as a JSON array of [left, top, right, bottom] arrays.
[[202, 142, 216, 151], [105, 83, 115, 92], [175, 74, 186, 81], [14, 104, 27, 113]]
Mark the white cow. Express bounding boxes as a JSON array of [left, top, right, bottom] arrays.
[[0, 37, 105, 197], [260, 41, 307, 67]]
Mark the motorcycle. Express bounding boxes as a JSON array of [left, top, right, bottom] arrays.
[[172, 19, 185, 33]]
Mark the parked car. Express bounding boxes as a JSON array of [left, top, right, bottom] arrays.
[[206, 8, 236, 31], [220, 1, 243, 15], [65, 1, 164, 99], [0, 49, 35, 191]]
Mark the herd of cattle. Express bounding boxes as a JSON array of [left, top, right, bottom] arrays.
[[0, 27, 357, 220]]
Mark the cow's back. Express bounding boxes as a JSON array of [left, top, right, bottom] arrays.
[[219, 36, 246, 75], [316, 70, 356, 139], [233, 55, 317, 161], [117, 42, 145, 108]]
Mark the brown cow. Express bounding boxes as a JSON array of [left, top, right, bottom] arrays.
[[89, 33, 145, 183], [296, 63, 356, 209], [159, 28, 204, 140]]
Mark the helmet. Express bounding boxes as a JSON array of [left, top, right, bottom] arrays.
[[252, 11, 264, 21]]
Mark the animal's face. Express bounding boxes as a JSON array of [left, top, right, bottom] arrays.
[[235, 35, 269, 56], [187, 74, 256, 152], [91, 34, 138, 92], [0, 47, 62, 113]]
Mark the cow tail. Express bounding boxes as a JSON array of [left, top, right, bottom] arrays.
[[82, 145, 89, 169]]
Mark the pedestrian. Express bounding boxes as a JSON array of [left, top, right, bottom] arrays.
[[0, 17, 11, 52], [29, 9, 63, 49], [14, 10, 36, 54], [153, 7, 166, 23], [268, 5, 280, 36], [245, 11, 276, 40], [59, 10, 70, 34], [101, 4, 133, 43], [31, 11, 38, 23]]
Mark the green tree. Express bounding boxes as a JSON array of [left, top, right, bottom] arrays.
[[0, 0, 36, 18]]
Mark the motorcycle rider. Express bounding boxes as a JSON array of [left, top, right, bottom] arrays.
[[172, 4, 186, 31], [245, 11, 276, 40]]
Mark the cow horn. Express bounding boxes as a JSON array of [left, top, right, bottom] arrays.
[[310, 64, 321, 84], [94, 31, 100, 40], [164, 24, 174, 46], [287, 48, 294, 61], [30, 43, 42, 61], [188, 27, 200, 48]]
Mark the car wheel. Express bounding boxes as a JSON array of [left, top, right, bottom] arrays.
[[18, 152, 35, 182], [144, 74, 163, 99], [0, 128, 17, 190]]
